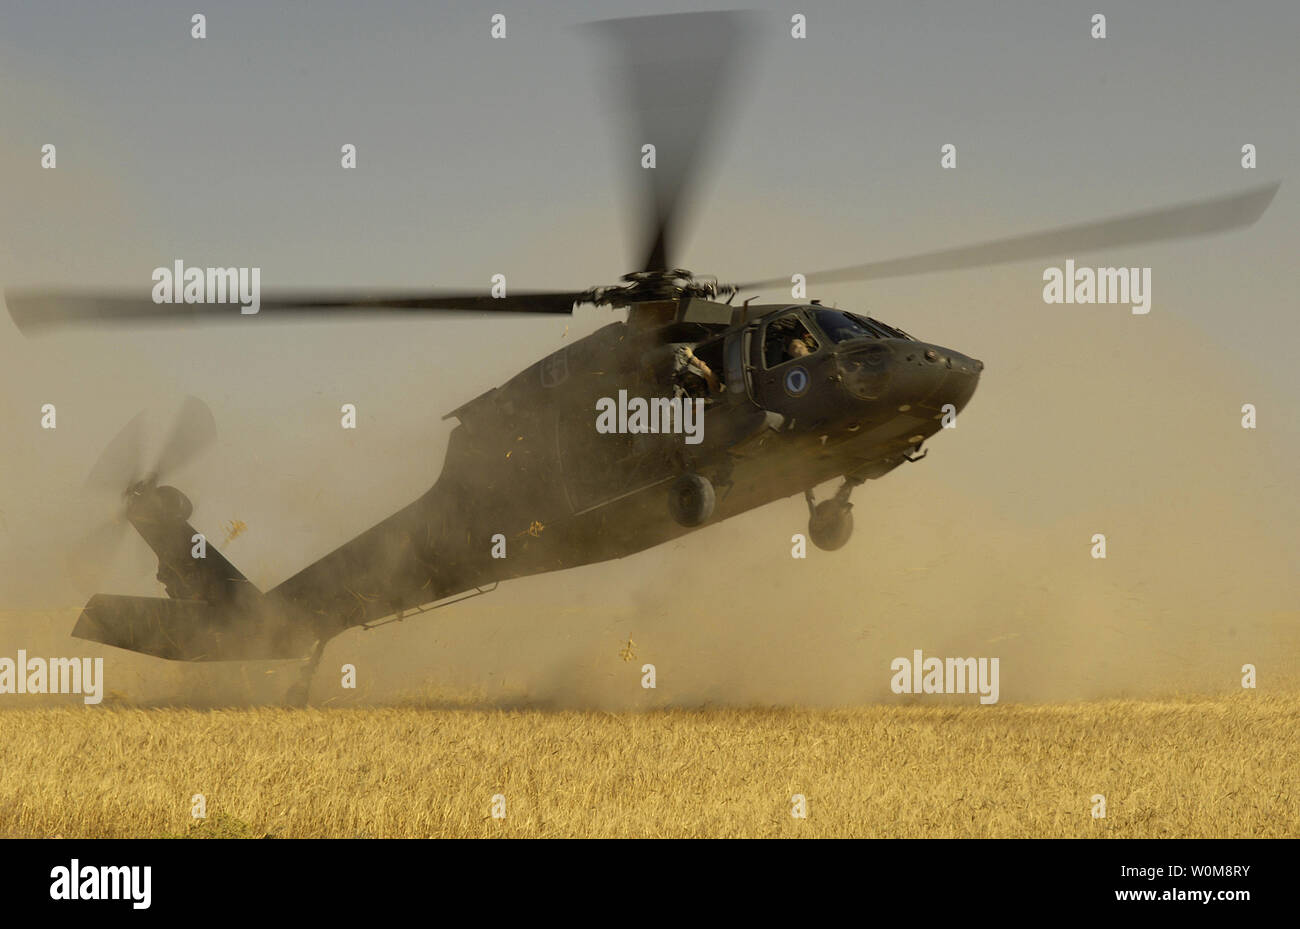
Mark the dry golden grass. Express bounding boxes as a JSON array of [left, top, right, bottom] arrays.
[[0, 693, 1295, 838]]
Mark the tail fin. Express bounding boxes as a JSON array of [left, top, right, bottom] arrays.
[[74, 593, 315, 661]]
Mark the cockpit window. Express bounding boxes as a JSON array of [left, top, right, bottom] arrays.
[[861, 314, 913, 340], [763, 314, 820, 367], [813, 309, 912, 342], [813, 309, 883, 343]]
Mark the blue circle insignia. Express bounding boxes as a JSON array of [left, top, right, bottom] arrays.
[[784, 365, 810, 397]]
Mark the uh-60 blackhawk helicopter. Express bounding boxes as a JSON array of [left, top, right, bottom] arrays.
[[5, 12, 1278, 703]]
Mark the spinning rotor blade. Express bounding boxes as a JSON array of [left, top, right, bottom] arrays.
[[151, 395, 216, 480], [4, 288, 585, 333], [77, 513, 131, 556], [82, 396, 216, 490], [84, 409, 147, 493], [255, 291, 582, 314], [736, 182, 1280, 291], [71, 396, 216, 589], [74, 411, 146, 590], [66, 512, 131, 593], [591, 11, 758, 272]]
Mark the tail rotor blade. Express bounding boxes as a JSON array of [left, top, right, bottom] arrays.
[[65, 513, 130, 594], [151, 395, 217, 480], [84, 409, 146, 493]]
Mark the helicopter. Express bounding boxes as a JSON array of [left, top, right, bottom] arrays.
[[4, 12, 1278, 703]]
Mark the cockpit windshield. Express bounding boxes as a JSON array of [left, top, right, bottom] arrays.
[[812, 309, 911, 342], [814, 309, 883, 342], [864, 315, 912, 340]]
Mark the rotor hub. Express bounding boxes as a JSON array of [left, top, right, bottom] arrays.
[[583, 269, 738, 307]]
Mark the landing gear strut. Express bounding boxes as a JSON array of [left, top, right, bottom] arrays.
[[285, 637, 328, 707], [805, 477, 862, 552]]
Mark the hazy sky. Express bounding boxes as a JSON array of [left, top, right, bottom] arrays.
[[0, 1, 1295, 704]]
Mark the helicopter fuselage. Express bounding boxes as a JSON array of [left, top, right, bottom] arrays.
[[267, 300, 982, 641]]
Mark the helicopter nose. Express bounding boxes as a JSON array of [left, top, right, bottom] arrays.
[[837, 340, 981, 413], [887, 343, 982, 414], [921, 346, 982, 413]]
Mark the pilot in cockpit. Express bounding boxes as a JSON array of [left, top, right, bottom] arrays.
[[786, 334, 815, 360]]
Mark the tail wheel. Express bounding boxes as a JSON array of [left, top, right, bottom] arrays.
[[668, 473, 715, 527], [285, 681, 310, 708], [809, 500, 853, 551]]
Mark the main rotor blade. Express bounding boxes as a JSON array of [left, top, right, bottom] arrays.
[[590, 11, 758, 272], [151, 395, 217, 480], [84, 409, 146, 493], [736, 182, 1280, 291], [4, 288, 585, 333], [257, 290, 583, 313]]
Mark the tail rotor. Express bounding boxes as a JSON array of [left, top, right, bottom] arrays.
[[68, 396, 217, 590]]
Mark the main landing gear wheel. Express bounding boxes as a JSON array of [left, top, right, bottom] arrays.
[[804, 479, 862, 551], [668, 473, 715, 527], [808, 500, 854, 551]]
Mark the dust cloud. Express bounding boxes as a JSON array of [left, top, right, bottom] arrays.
[[0, 76, 1295, 711], [315, 279, 1298, 710], [2, 267, 1294, 709]]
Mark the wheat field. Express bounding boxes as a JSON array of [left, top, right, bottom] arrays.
[[0, 692, 1295, 838]]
